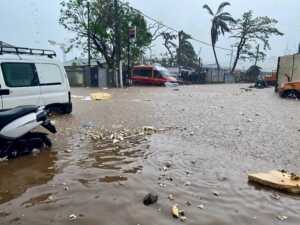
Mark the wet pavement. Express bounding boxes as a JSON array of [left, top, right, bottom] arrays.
[[0, 84, 300, 225]]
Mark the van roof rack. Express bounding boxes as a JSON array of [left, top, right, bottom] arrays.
[[0, 42, 56, 58]]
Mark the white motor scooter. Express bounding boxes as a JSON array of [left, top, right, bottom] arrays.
[[0, 89, 56, 159]]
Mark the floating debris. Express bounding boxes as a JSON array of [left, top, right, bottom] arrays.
[[143, 126, 157, 135], [185, 201, 192, 206], [168, 194, 175, 201], [90, 92, 112, 101], [163, 166, 168, 171], [213, 191, 220, 197], [69, 214, 77, 221], [64, 186, 70, 191], [184, 181, 191, 186], [197, 204, 204, 209], [165, 161, 172, 168], [248, 170, 300, 194], [270, 193, 280, 200], [191, 160, 196, 165], [276, 215, 288, 221], [143, 193, 158, 206], [172, 205, 185, 220]]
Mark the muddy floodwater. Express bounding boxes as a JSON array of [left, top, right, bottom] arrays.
[[0, 84, 300, 225]]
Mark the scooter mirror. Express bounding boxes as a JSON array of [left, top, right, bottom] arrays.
[[0, 89, 10, 96]]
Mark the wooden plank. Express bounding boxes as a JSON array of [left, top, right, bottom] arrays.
[[248, 170, 300, 194]]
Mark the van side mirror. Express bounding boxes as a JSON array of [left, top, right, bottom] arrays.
[[0, 89, 10, 96]]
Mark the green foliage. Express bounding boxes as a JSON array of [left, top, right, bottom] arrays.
[[178, 32, 198, 69], [158, 31, 198, 69], [59, 0, 152, 68], [230, 10, 284, 73], [203, 2, 235, 70]]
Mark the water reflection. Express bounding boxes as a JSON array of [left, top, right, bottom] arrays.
[[0, 151, 57, 204]]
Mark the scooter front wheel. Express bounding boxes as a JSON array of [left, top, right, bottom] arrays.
[[42, 135, 52, 148]]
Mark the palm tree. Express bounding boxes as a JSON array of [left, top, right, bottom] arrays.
[[203, 2, 235, 71]]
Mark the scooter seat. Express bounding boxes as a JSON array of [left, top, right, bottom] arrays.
[[0, 106, 39, 130]]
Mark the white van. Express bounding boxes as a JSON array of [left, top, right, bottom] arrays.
[[0, 46, 72, 114]]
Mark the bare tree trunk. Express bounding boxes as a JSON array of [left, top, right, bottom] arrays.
[[212, 44, 220, 71], [231, 49, 240, 74], [231, 37, 245, 74]]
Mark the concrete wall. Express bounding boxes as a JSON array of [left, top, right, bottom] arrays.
[[65, 66, 108, 88], [65, 67, 85, 87], [277, 54, 300, 87], [205, 69, 226, 83]]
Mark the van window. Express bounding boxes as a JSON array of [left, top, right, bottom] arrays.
[[36, 64, 63, 85], [1, 63, 39, 87], [154, 70, 162, 78], [133, 69, 152, 77]]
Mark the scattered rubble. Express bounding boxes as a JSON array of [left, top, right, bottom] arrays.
[[86, 126, 169, 151], [143, 126, 157, 135]]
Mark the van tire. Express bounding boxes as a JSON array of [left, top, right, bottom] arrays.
[[46, 103, 72, 114], [282, 90, 300, 99], [62, 103, 72, 114]]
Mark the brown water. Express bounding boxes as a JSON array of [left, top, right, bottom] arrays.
[[0, 85, 299, 225]]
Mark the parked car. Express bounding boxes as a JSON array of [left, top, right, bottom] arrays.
[[278, 81, 300, 98], [0, 45, 72, 113], [131, 64, 178, 86]]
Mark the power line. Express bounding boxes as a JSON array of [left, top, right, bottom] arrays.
[[128, 4, 232, 51]]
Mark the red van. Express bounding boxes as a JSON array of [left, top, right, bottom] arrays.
[[131, 65, 178, 85]]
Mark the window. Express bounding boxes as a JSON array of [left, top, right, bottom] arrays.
[[1, 63, 39, 87], [156, 66, 172, 77], [133, 69, 152, 77], [154, 70, 162, 78], [36, 64, 63, 85]]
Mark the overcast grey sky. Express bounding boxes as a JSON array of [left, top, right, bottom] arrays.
[[0, 0, 299, 71]]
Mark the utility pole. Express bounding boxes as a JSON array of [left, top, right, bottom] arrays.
[[127, 24, 136, 86], [229, 46, 234, 72], [254, 44, 260, 66], [127, 32, 131, 85], [177, 31, 183, 77], [87, 2, 91, 76], [114, 0, 121, 87]]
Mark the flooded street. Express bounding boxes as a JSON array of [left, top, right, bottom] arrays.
[[0, 84, 300, 225]]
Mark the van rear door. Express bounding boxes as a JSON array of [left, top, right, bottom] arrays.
[[0, 62, 41, 109], [35, 63, 68, 106]]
